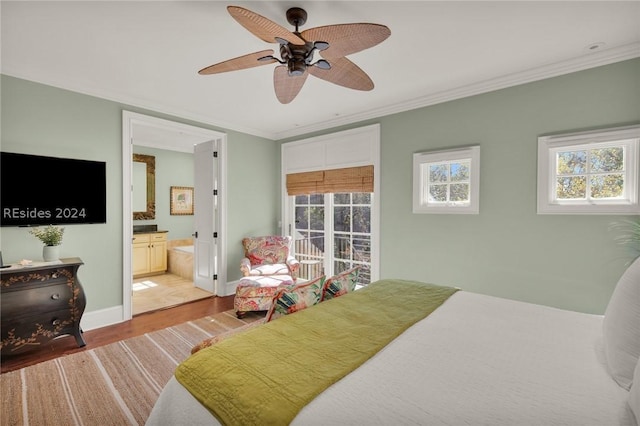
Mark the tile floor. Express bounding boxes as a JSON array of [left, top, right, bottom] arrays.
[[132, 272, 213, 315]]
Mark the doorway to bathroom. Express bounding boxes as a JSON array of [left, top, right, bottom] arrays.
[[122, 111, 227, 319]]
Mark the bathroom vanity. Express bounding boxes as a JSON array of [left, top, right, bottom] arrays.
[[133, 228, 168, 278]]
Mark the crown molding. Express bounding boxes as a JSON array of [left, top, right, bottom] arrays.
[[274, 42, 640, 141], [4, 42, 639, 142]]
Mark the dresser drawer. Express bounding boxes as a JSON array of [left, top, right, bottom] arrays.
[[2, 283, 72, 319], [1, 267, 72, 289], [1, 309, 75, 354]]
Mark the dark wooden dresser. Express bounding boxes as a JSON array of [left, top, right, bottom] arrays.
[[1, 257, 86, 355]]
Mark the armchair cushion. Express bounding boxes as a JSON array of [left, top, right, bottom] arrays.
[[241, 236, 299, 280], [243, 236, 291, 265]]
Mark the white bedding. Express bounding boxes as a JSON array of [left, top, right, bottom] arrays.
[[146, 291, 636, 425]]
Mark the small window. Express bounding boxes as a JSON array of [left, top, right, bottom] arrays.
[[413, 146, 480, 214], [537, 125, 640, 214]]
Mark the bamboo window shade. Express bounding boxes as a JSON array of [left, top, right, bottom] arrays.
[[286, 165, 374, 195]]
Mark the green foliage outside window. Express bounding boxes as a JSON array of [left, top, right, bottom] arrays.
[[427, 161, 470, 203], [556, 147, 624, 199]]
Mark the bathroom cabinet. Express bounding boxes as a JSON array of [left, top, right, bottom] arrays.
[[133, 232, 167, 277]]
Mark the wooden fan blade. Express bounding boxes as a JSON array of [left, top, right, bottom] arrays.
[[274, 65, 308, 104], [301, 23, 390, 59], [228, 6, 305, 45], [308, 57, 374, 91], [198, 50, 276, 75]]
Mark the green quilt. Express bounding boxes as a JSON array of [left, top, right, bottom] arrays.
[[175, 279, 458, 426]]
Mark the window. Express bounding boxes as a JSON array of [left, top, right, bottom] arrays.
[[413, 146, 480, 214], [537, 125, 640, 214], [293, 193, 325, 282], [333, 193, 372, 284], [292, 192, 372, 286]]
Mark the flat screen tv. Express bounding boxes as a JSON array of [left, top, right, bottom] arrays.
[[1, 152, 107, 226]]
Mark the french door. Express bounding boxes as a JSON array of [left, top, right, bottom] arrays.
[[290, 192, 372, 285]]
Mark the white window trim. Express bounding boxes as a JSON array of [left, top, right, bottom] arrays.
[[537, 125, 640, 215], [413, 145, 480, 214], [281, 124, 380, 282]]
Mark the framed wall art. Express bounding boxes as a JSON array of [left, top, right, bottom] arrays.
[[170, 186, 194, 215]]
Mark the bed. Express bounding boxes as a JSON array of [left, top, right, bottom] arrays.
[[146, 260, 640, 426]]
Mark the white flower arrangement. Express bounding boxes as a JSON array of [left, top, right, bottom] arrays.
[[29, 225, 65, 246]]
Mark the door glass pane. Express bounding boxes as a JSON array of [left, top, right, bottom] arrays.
[[334, 193, 349, 204], [295, 206, 308, 229], [352, 206, 370, 233], [310, 194, 324, 204], [292, 191, 372, 286], [293, 194, 325, 281], [334, 235, 352, 260], [353, 193, 371, 204], [334, 206, 350, 232], [332, 193, 372, 286]]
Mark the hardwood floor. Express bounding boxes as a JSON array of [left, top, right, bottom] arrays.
[[0, 295, 234, 374]]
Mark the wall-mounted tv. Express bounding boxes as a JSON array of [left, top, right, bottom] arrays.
[[1, 152, 107, 226]]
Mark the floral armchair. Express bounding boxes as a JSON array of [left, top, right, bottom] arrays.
[[240, 236, 299, 281]]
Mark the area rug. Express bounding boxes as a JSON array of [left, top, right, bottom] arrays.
[[0, 310, 263, 426]]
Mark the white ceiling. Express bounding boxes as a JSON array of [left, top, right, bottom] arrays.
[[2, 1, 639, 142]]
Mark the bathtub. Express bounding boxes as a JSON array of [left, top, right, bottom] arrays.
[[174, 245, 194, 254], [167, 241, 194, 280]]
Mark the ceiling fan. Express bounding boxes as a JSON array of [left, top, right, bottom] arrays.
[[198, 6, 391, 104]]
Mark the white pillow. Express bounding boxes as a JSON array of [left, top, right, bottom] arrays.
[[629, 358, 640, 425], [603, 256, 640, 390]]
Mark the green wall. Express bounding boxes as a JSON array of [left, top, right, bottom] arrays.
[[225, 128, 281, 279], [0, 75, 279, 312], [2, 58, 639, 316], [285, 58, 640, 314]]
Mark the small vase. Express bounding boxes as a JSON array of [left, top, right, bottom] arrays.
[[43, 245, 60, 262]]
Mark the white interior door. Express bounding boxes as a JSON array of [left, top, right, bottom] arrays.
[[193, 140, 217, 293]]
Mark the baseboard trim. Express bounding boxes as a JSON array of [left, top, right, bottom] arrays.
[[219, 279, 239, 297], [80, 305, 124, 331], [81, 281, 241, 331]]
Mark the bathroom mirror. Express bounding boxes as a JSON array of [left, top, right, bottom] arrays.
[[132, 153, 155, 220]]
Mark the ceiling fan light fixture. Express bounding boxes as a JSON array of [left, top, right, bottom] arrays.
[[199, 6, 390, 103], [288, 60, 306, 76], [314, 59, 331, 70], [314, 41, 329, 51]]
